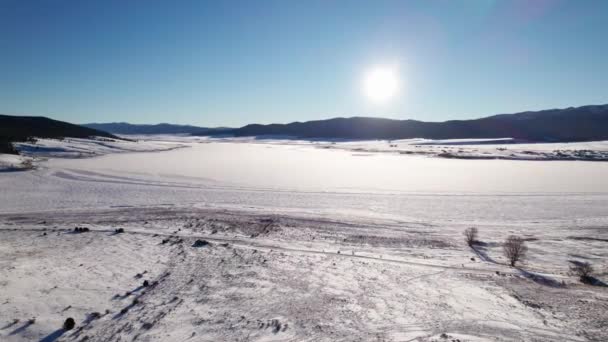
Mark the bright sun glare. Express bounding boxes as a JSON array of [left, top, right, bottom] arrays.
[[362, 66, 399, 103]]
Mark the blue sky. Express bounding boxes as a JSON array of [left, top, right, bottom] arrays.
[[1, 0, 607, 127]]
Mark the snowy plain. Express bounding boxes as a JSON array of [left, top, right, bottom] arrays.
[[1, 136, 607, 341]]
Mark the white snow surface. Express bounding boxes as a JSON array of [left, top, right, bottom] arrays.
[[13, 136, 187, 159], [0, 154, 33, 171], [210, 136, 608, 161], [1, 136, 607, 341]]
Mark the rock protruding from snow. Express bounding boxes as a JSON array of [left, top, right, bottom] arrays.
[[192, 239, 210, 247]]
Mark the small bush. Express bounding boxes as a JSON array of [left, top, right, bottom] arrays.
[[570, 262, 594, 283], [20, 159, 34, 170], [266, 319, 282, 333], [503, 235, 527, 267], [88, 312, 101, 320], [464, 227, 478, 246], [114, 228, 125, 234], [63, 317, 75, 330], [143, 280, 149, 287]]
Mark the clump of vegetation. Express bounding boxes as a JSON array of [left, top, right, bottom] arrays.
[[114, 228, 125, 234], [503, 235, 527, 267], [63, 317, 75, 330], [74, 227, 90, 233], [143, 280, 150, 287], [3, 319, 21, 330], [0, 140, 19, 155], [570, 262, 595, 284], [20, 159, 35, 170], [88, 312, 101, 320], [268, 319, 282, 333], [464, 227, 478, 246]]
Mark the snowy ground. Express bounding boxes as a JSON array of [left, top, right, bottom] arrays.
[[205, 136, 608, 161], [13, 136, 187, 159], [0, 154, 33, 171], [1, 136, 607, 341]]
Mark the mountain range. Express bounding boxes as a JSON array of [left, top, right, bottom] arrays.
[[199, 104, 608, 142], [83, 122, 225, 135], [3, 104, 608, 149]]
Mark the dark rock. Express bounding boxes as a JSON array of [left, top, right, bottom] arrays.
[[63, 317, 76, 330], [192, 239, 210, 247]]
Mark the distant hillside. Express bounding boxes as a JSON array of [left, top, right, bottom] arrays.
[[201, 104, 608, 142], [83, 122, 226, 135], [0, 114, 118, 154]]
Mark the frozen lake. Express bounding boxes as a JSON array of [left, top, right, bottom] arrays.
[[2, 141, 608, 223], [47, 142, 608, 193]]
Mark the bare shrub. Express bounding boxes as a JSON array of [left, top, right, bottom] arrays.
[[88, 312, 101, 320], [503, 235, 527, 267], [570, 262, 594, 283], [464, 227, 478, 246], [20, 159, 34, 170]]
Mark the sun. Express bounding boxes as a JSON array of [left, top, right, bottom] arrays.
[[362, 66, 400, 103]]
